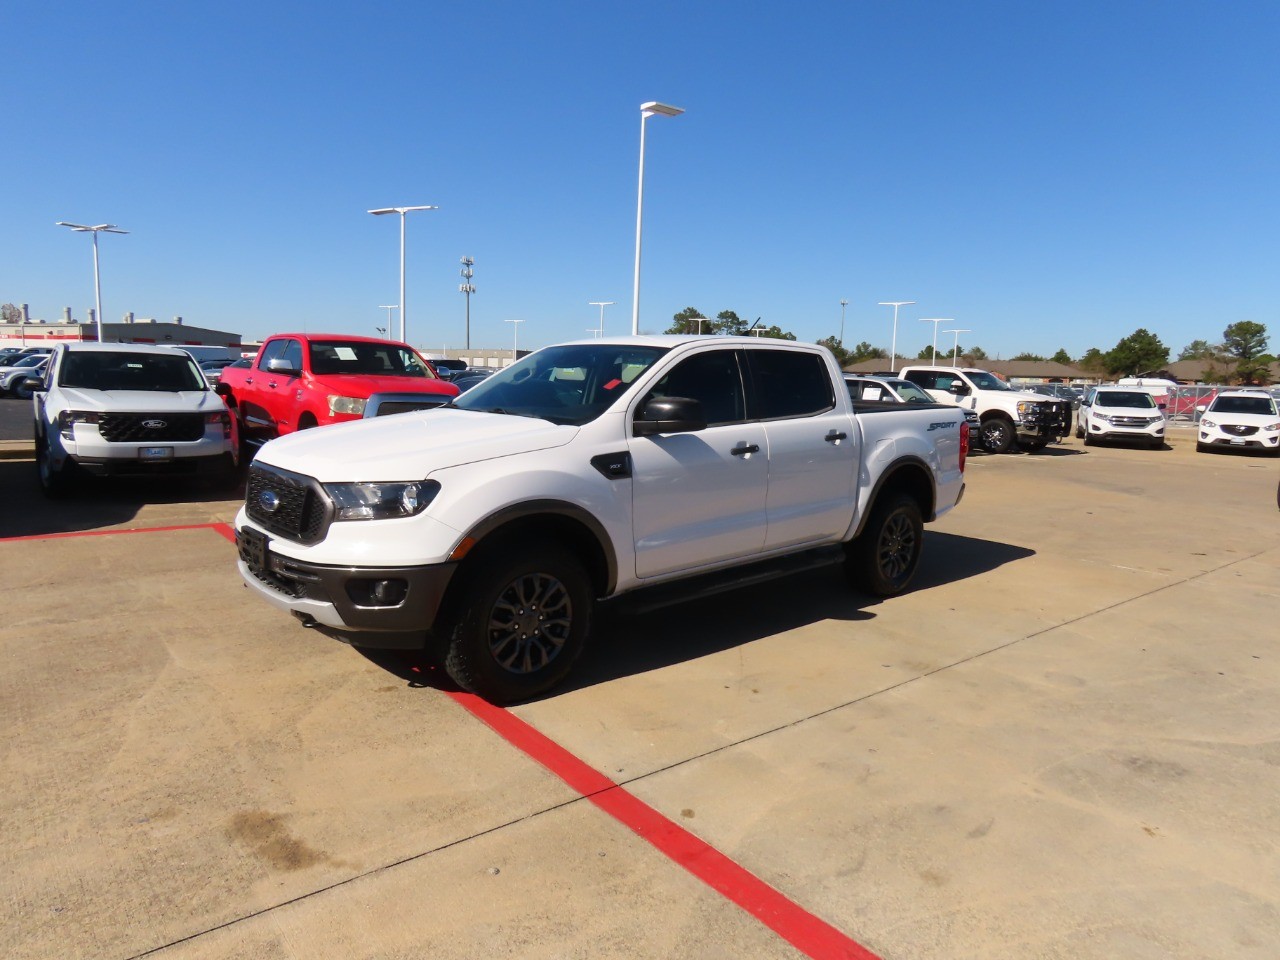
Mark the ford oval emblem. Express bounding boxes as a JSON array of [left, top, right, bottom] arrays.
[[259, 491, 281, 513], [141, 419, 167, 429]]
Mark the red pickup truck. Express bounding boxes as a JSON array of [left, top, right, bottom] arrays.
[[216, 333, 459, 444]]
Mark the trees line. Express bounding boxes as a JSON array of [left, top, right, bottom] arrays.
[[664, 307, 1273, 383]]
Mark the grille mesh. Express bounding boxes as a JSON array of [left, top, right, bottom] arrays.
[[99, 413, 205, 443], [246, 465, 330, 543]]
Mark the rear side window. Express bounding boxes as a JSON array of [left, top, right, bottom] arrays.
[[902, 370, 948, 390], [747, 350, 835, 420]]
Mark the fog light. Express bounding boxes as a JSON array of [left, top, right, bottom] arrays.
[[347, 577, 408, 607]]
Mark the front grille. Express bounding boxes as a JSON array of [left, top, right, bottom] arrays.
[[374, 399, 448, 417], [1112, 416, 1156, 427], [1223, 424, 1257, 436], [99, 412, 205, 443], [246, 464, 331, 543]]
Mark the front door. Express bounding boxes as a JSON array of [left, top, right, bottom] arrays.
[[628, 348, 767, 579]]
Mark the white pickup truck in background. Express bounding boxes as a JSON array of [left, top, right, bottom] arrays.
[[234, 337, 967, 702], [898, 364, 1070, 453]]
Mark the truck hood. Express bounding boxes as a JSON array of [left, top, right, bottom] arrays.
[[254, 408, 578, 481], [53, 388, 227, 413]]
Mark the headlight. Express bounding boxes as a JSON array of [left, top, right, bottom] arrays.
[[328, 395, 367, 416], [324, 480, 440, 521], [57, 410, 100, 439], [1265, 422, 1280, 432], [1201, 418, 1216, 428], [1093, 413, 1111, 424], [1017, 401, 1035, 416]]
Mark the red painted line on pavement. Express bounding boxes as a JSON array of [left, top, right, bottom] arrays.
[[448, 690, 881, 960], [0, 522, 236, 544]]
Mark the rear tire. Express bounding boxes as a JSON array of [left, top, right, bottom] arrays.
[[844, 493, 924, 597], [980, 418, 1016, 454], [442, 544, 593, 704]]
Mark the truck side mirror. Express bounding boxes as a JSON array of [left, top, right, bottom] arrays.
[[19, 376, 46, 393], [948, 382, 970, 396], [633, 396, 707, 437], [265, 357, 300, 377]]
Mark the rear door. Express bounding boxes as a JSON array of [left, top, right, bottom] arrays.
[[627, 347, 768, 579], [746, 347, 859, 549]]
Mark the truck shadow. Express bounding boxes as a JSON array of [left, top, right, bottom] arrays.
[[0, 457, 245, 538], [365, 531, 1035, 701]]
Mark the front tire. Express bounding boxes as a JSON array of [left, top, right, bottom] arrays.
[[35, 433, 76, 498], [980, 418, 1016, 454], [442, 545, 593, 704], [845, 493, 924, 597]]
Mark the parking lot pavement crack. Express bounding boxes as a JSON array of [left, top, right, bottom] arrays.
[[119, 798, 588, 960], [599, 545, 1279, 792]]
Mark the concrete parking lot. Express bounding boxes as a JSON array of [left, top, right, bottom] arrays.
[[2, 430, 1278, 959]]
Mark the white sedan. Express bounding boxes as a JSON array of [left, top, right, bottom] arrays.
[[1197, 390, 1280, 455]]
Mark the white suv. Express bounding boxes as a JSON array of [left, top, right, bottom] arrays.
[[1197, 390, 1280, 455], [1077, 387, 1166, 449], [29, 342, 239, 496]]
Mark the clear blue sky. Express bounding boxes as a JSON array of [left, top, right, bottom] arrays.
[[2, 1, 1276, 360]]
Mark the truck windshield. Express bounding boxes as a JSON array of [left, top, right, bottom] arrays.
[[965, 371, 1013, 391], [59, 352, 208, 392], [309, 341, 438, 378], [454, 344, 669, 425]]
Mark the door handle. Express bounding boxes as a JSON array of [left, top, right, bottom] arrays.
[[268, 381, 278, 389], [824, 431, 848, 443], [244, 377, 254, 385], [730, 444, 760, 457]]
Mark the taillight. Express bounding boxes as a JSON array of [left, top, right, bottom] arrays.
[[959, 421, 969, 471]]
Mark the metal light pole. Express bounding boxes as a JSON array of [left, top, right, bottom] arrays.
[[944, 328, 972, 364], [839, 298, 849, 345], [378, 304, 398, 338], [56, 221, 128, 342], [920, 319, 951, 364], [368, 205, 437, 343], [505, 318, 525, 363], [878, 301, 916, 372], [632, 101, 684, 335], [588, 300, 615, 338], [459, 257, 475, 349]]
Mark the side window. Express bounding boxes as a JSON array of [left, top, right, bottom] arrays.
[[639, 350, 746, 427], [747, 350, 835, 420], [256, 340, 289, 370], [280, 339, 303, 373]]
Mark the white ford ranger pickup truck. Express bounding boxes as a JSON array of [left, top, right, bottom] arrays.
[[235, 337, 967, 702]]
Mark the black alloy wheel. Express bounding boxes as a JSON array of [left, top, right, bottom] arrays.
[[844, 493, 924, 597], [443, 545, 593, 704]]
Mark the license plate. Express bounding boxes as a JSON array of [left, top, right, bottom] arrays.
[[140, 446, 173, 460], [237, 527, 269, 569], [1230, 438, 1245, 445]]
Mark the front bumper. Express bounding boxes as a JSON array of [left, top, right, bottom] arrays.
[[72, 450, 235, 478], [1086, 418, 1165, 444], [235, 525, 457, 647], [1198, 428, 1279, 451]]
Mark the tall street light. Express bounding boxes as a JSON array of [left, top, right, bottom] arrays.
[[632, 101, 684, 335], [839, 298, 849, 345], [505, 318, 525, 363], [368, 204, 437, 343], [944, 328, 972, 364], [878, 300, 916, 372], [920, 319, 951, 365], [56, 221, 128, 342], [588, 300, 615, 338]]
